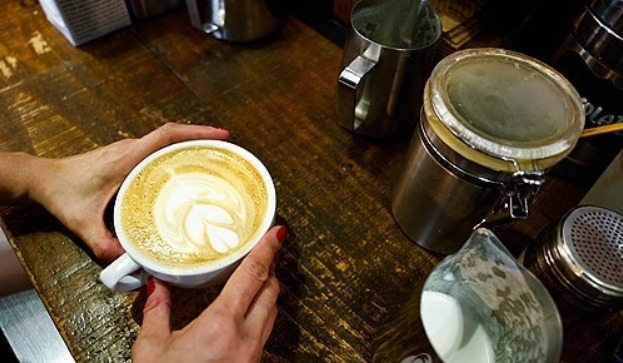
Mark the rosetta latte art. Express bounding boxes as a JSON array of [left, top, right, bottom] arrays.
[[119, 145, 269, 268], [154, 172, 247, 254]]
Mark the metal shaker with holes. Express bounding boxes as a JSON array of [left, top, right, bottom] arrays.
[[391, 48, 585, 254], [523, 205, 623, 316]]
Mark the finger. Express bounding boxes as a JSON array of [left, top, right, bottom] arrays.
[[69, 196, 124, 262], [260, 303, 278, 345], [244, 272, 280, 340], [100, 123, 229, 171], [137, 278, 173, 343], [219, 225, 284, 317], [88, 235, 124, 263], [138, 122, 230, 155]]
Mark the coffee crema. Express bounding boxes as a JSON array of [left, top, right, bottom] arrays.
[[118, 146, 268, 269]]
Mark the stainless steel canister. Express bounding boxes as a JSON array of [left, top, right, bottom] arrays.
[[392, 48, 585, 254], [523, 205, 623, 316]]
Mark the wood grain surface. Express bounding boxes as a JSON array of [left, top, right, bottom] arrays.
[[0, 1, 620, 362]]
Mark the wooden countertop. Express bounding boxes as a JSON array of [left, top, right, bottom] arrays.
[[0, 2, 620, 362]]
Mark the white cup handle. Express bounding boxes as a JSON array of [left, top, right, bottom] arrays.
[[99, 253, 146, 292]]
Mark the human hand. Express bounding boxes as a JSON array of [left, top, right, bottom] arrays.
[[132, 225, 285, 363], [30, 123, 229, 262]]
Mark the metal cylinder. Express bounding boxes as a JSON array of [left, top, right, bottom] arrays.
[[549, 0, 623, 184], [391, 111, 507, 255], [336, 0, 442, 138], [185, 0, 285, 42], [523, 205, 623, 316], [392, 48, 585, 254]]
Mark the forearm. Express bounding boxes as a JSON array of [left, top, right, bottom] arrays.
[[0, 152, 52, 204]]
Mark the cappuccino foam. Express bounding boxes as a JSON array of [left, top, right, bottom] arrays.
[[118, 146, 268, 269]]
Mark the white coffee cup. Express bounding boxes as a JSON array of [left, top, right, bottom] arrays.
[[100, 140, 276, 291]]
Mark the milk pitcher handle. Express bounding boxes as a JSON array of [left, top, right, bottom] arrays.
[[185, 0, 220, 34], [338, 46, 379, 131]]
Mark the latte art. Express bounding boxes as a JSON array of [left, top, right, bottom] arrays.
[[118, 145, 269, 269], [154, 172, 247, 254]]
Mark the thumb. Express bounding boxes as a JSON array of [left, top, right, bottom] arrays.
[[87, 234, 124, 264], [71, 213, 123, 263], [137, 278, 173, 343]]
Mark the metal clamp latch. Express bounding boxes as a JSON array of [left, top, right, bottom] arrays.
[[506, 169, 545, 219], [480, 162, 545, 227]]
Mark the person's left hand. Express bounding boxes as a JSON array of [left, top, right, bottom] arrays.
[[132, 225, 285, 363], [30, 123, 229, 262]]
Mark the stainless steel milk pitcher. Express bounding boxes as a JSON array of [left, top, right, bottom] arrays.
[[337, 0, 442, 138], [185, 0, 284, 42]]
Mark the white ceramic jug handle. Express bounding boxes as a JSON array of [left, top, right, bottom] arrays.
[[99, 253, 146, 292]]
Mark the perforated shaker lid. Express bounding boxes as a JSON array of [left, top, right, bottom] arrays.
[[426, 48, 585, 172], [561, 205, 623, 295]]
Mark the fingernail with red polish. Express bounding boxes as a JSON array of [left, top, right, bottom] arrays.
[[146, 277, 155, 296], [276, 226, 287, 244]]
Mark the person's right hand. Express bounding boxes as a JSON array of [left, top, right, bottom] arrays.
[[132, 225, 286, 363]]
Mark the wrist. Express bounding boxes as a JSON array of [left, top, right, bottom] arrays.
[[0, 152, 56, 205], [24, 155, 60, 207]]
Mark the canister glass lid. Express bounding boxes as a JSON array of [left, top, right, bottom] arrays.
[[428, 48, 584, 170]]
